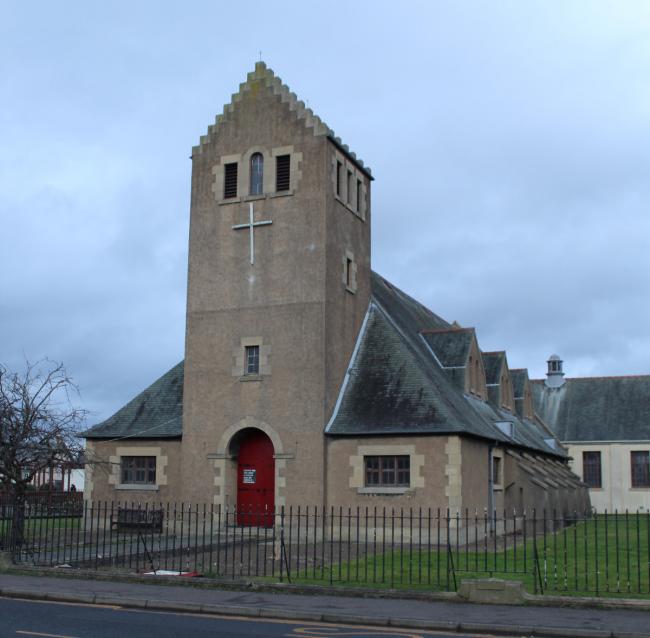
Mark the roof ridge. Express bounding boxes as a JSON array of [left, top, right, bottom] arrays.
[[531, 374, 650, 382], [192, 61, 369, 172], [420, 326, 474, 335], [482, 350, 505, 356], [565, 374, 650, 380]]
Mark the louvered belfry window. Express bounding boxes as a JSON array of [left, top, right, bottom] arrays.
[[275, 154, 290, 192], [250, 153, 264, 195], [224, 162, 238, 199]]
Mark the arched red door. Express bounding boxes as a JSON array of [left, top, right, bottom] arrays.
[[236, 430, 275, 527]]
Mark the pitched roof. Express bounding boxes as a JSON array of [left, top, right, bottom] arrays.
[[482, 352, 505, 385], [327, 273, 565, 456], [531, 376, 650, 442], [82, 362, 184, 440], [420, 328, 474, 368], [510, 369, 529, 398], [192, 61, 371, 176]]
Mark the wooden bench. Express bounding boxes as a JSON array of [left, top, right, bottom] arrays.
[[111, 507, 163, 533]]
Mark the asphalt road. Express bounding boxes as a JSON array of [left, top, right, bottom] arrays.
[[0, 598, 484, 638]]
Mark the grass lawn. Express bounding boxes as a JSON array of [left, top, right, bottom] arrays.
[[0, 516, 81, 538], [272, 514, 650, 598]]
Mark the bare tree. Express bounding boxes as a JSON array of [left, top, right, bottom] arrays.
[[0, 359, 86, 553]]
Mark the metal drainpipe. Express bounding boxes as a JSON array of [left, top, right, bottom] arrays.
[[488, 443, 495, 533]]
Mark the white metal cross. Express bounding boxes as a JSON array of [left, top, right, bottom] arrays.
[[232, 202, 273, 265]]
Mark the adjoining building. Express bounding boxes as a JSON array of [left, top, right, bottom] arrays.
[[533, 356, 650, 512], [82, 63, 588, 518]]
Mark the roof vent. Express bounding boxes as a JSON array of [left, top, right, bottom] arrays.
[[495, 421, 514, 438], [545, 354, 566, 388]]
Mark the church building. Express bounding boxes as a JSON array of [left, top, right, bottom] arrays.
[[83, 63, 588, 518]]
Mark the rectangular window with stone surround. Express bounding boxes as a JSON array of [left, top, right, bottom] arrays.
[[121, 456, 156, 485], [365, 456, 410, 487], [245, 345, 260, 375]]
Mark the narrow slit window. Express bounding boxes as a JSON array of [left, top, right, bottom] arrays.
[[250, 153, 264, 195], [275, 154, 291, 192], [347, 170, 353, 204], [224, 163, 238, 199], [492, 456, 502, 485], [245, 345, 260, 375], [336, 161, 342, 196], [346, 257, 353, 288], [356, 179, 362, 212]]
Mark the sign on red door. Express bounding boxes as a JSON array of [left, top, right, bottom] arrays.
[[236, 430, 275, 527]]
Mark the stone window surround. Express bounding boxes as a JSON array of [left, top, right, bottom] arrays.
[[445, 437, 462, 512], [342, 249, 358, 294], [212, 145, 303, 204], [350, 444, 424, 495], [108, 446, 168, 491], [492, 449, 505, 490], [232, 336, 271, 378], [331, 150, 367, 221]]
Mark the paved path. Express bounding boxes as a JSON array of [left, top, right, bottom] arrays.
[[0, 573, 648, 637]]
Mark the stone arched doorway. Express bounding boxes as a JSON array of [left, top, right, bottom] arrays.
[[230, 428, 275, 526]]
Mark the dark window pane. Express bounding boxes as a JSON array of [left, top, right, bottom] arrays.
[[275, 154, 290, 191], [347, 170, 353, 204], [582, 451, 602, 488], [120, 456, 156, 485], [631, 451, 650, 488], [336, 161, 342, 196], [364, 455, 410, 487], [356, 179, 362, 212], [224, 163, 238, 198]]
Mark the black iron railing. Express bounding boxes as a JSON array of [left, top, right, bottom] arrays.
[[2, 502, 649, 597]]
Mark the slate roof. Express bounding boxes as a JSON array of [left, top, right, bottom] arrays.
[[82, 362, 184, 440], [532, 376, 650, 442], [327, 273, 565, 456], [420, 328, 473, 368]]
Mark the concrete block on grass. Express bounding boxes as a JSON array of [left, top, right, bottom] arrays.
[[457, 578, 526, 604]]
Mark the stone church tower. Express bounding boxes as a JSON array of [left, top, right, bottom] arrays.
[[180, 62, 372, 510]]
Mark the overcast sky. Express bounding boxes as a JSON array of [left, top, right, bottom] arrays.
[[2, 1, 650, 426]]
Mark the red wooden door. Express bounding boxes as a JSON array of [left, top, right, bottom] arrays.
[[236, 430, 275, 527]]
